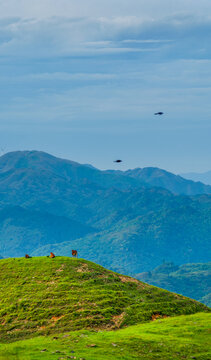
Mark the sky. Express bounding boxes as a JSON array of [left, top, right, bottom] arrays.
[[0, 0, 211, 173]]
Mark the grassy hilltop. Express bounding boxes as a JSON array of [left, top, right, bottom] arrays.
[[0, 257, 209, 343], [0, 256, 210, 359]]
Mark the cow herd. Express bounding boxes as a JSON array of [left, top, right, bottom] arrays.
[[25, 250, 78, 259]]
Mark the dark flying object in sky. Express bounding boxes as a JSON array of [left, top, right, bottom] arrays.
[[114, 160, 122, 163], [154, 112, 164, 115]]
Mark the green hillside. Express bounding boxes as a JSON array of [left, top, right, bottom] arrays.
[[0, 313, 210, 360], [0, 206, 95, 258], [0, 257, 209, 344], [110, 166, 211, 195], [32, 192, 211, 274], [136, 262, 211, 307]]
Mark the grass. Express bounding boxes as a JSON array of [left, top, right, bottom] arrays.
[[0, 257, 209, 343], [0, 313, 210, 359]]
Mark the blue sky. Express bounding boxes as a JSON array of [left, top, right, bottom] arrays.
[[0, 0, 211, 173]]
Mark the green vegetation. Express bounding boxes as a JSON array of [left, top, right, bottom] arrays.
[[0, 151, 211, 275], [0, 153, 210, 359], [136, 262, 211, 306], [0, 313, 210, 359], [0, 206, 95, 258], [123, 166, 211, 195], [0, 257, 209, 343]]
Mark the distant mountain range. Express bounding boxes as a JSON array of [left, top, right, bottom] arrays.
[[0, 151, 210, 274], [136, 262, 211, 307], [0, 206, 95, 258], [181, 171, 211, 186], [107, 167, 211, 195]]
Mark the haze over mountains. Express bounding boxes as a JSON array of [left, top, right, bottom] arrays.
[[0, 151, 210, 275], [108, 167, 211, 196], [137, 262, 211, 307], [181, 171, 211, 186]]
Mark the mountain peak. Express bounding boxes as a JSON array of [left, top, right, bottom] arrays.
[[0, 150, 83, 175], [124, 166, 211, 195], [0, 151, 210, 274]]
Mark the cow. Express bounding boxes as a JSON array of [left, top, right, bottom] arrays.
[[72, 250, 78, 258], [50, 252, 55, 258], [25, 254, 32, 259]]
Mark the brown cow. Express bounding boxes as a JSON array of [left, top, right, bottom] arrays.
[[50, 252, 55, 258], [25, 254, 32, 259], [72, 250, 78, 257]]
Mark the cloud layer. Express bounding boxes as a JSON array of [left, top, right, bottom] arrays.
[[0, 2, 210, 172], [0, 14, 211, 59]]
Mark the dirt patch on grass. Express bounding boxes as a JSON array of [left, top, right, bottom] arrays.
[[152, 314, 169, 321], [119, 275, 139, 284], [94, 312, 125, 331], [119, 275, 149, 289], [112, 312, 125, 328], [152, 313, 162, 321], [56, 264, 65, 272], [38, 325, 46, 331], [75, 307, 86, 312], [7, 328, 26, 334], [48, 280, 56, 285], [77, 264, 89, 273], [51, 315, 64, 322]]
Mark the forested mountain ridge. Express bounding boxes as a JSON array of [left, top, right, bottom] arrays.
[[0, 151, 210, 275], [136, 262, 211, 307], [0, 206, 95, 258], [1, 151, 211, 196], [107, 167, 211, 195]]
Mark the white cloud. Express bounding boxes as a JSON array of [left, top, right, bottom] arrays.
[[122, 39, 173, 43], [0, 14, 210, 58], [0, 16, 165, 56]]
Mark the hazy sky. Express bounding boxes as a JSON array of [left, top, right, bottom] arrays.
[[0, 0, 211, 173]]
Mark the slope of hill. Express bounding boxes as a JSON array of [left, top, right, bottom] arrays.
[[136, 262, 211, 306], [0, 257, 209, 343], [32, 188, 211, 274], [0, 206, 95, 258], [1, 313, 210, 359], [0, 151, 210, 204], [0, 150, 145, 194], [181, 170, 211, 186], [0, 151, 211, 273], [121, 167, 211, 195]]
